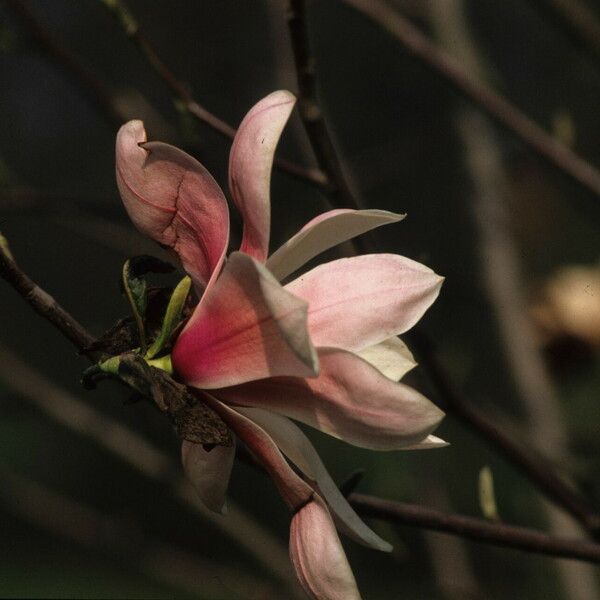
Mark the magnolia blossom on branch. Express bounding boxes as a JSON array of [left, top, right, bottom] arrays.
[[115, 90, 445, 599]]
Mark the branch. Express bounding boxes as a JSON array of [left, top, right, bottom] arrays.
[[286, 0, 361, 207], [350, 493, 600, 565], [0, 238, 97, 355], [99, 0, 328, 189], [407, 331, 600, 538], [529, 0, 600, 67], [341, 0, 600, 201]]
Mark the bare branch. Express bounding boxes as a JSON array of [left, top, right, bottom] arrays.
[[529, 0, 600, 67], [407, 331, 600, 538], [341, 0, 600, 201], [350, 493, 600, 565], [0, 239, 97, 355], [99, 0, 328, 189], [286, 0, 361, 207]]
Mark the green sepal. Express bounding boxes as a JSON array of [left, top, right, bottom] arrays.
[[145, 276, 191, 360], [146, 354, 173, 374]]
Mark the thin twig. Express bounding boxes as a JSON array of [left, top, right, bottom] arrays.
[[341, 0, 600, 201], [0, 241, 97, 356], [5, 0, 124, 128], [286, 0, 361, 205], [99, 0, 328, 189], [350, 493, 600, 565], [407, 331, 600, 538]]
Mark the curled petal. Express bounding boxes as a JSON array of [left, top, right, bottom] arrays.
[[267, 209, 405, 281], [357, 336, 416, 381], [173, 252, 319, 389], [181, 440, 235, 514], [290, 495, 361, 600], [286, 254, 443, 352], [203, 395, 313, 511], [116, 121, 229, 288], [229, 90, 296, 262], [238, 407, 392, 552], [220, 348, 444, 451]]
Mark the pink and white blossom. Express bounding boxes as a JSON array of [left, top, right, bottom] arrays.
[[116, 90, 445, 599]]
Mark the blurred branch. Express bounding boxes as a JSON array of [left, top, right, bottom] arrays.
[[0, 467, 276, 599], [286, 0, 362, 207], [5, 0, 124, 128], [350, 493, 600, 565], [99, 0, 328, 189], [341, 0, 600, 202], [433, 1, 599, 595], [529, 0, 600, 67], [0, 344, 303, 596], [408, 331, 600, 538]]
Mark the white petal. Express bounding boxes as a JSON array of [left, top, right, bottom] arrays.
[[401, 434, 449, 450], [357, 336, 416, 381], [266, 209, 404, 281]]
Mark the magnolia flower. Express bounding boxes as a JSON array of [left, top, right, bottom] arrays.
[[116, 90, 445, 600]]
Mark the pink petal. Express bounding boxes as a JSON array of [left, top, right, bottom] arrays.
[[181, 440, 235, 514], [202, 395, 314, 512], [219, 348, 444, 450], [238, 407, 392, 552], [266, 209, 405, 281], [116, 120, 229, 288], [228, 90, 296, 262], [290, 495, 361, 600], [172, 252, 318, 389], [286, 254, 443, 352]]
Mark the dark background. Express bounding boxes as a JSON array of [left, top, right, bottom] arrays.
[[1, 1, 600, 598]]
